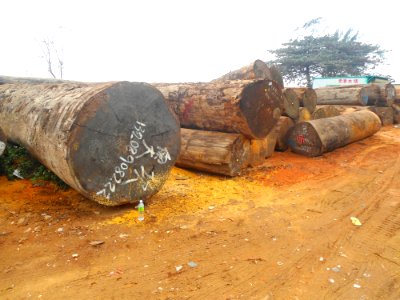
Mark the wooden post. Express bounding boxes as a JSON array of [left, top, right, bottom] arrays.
[[275, 116, 295, 151], [176, 128, 250, 176], [154, 80, 283, 139], [287, 110, 381, 157], [0, 80, 181, 206]]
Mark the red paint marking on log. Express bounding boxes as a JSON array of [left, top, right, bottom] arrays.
[[296, 135, 305, 144], [182, 98, 195, 122]]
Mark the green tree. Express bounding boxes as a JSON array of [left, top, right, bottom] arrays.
[[270, 20, 386, 87]]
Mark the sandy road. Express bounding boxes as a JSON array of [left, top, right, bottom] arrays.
[[0, 127, 399, 299]]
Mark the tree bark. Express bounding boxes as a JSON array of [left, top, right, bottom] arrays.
[[176, 128, 250, 176], [312, 105, 340, 120], [315, 85, 380, 106], [368, 107, 394, 126], [211, 60, 272, 82], [291, 87, 317, 113], [247, 129, 278, 167], [282, 88, 300, 119], [288, 110, 381, 157], [275, 116, 295, 152], [0, 81, 180, 206], [374, 83, 396, 107], [154, 80, 283, 139]]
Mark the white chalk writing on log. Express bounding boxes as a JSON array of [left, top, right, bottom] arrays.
[[96, 121, 171, 200]]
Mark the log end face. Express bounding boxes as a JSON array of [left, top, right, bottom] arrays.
[[287, 122, 322, 157], [240, 80, 282, 139], [68, 82, 181, 206]]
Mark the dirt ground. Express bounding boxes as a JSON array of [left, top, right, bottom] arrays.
[[0, 126, 399, 300]]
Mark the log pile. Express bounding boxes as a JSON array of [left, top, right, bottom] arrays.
[[0, 79, 181, 206], [315, 83, 398, 125]]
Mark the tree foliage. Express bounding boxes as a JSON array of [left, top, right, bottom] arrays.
[[269, 20, 386, 87]]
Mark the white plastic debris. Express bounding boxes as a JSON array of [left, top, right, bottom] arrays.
[[353, 283, 361, 289], [12, 169, 24, 179], [350, 216, 362, 226], [175, 265, 183, 272]]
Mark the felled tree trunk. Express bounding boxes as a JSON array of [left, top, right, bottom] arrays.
[[368, 107, 394, 125], [176, 128, 250, 176], [247, 129, 278, 167], [275, 116, 295, 151], [312, 105, 341, 120], [282, 88, 300, 119], [0, 80, 180, 206], [211, 60, 272, 82], [315, 85, 380, 106], [374, 83, 396, 107], [292, 88, 317, 113], [154, 80, 283, 139], [288, 110, 381, 157]]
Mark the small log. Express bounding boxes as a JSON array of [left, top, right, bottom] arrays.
[[368, 107, 394, 126], [212, 60, 272, 82], [275, 116, 295, 151], [248, 129, 278, 167], [176, 128, 250, 176], [287, 110, 381, 157], [392, 104, 400, 124], [312, 105, 340, 120], [282, 88, 300, 119], [374, 83, 396, 107], [315, 85, 380, 106], [292, 88, 317, 113], [297, 107, 312, 123], [154, 80, 283, 139], [0, 80, 181, 206]]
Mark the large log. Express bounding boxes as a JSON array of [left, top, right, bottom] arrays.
[[291, 88, 317, 113], [316, 86, 366, 105], [368, 107, 394, 126], [268, 65, 284, 88], [297, 107, 312, 123], [287, 110, 381, 157], [154, 80, 283, 139], [212, 60, 272, 82], [282, 88, 300, 119], [374, 83, 396, 107], [247, 129, 278, 167], [176, 128, 250, 176], [275, 116, 295, 152], [0, 81, 180, 206], [312, 105, 340, 120]]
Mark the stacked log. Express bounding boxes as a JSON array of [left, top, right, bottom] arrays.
[[176, 129, 250, 176], [292, 88, 317, 113], [275, 116, 295, 151], [395, 85, 400, 103], [0, 80, 181, 206], [211, 60, 272, 82], [154, 80, 283, 139], [297, 107, 312, 123], [368, 107, 394, 125], [287, 110, 381, 157], [315, 86, 373, 106], [312, 105, 341, 120], [282, 88, 300, 119], [392, 104, 400, 124], [374, 83, 396, 107], [248, 128, 279, 167]]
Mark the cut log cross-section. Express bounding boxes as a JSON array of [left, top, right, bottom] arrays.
[[282, 88, 300, 119], [292, 88, 317, 113], [154, 80, 283, 139], [312, 105, 341, 120], [177, 128, 250, 176], [287, 110, 381, 157], [374, 83, 396, 107], [0, 81, 181, 206]]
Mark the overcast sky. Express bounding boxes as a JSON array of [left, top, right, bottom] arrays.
[[2, 0, 399, 84]]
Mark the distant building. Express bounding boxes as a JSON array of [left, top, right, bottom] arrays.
[[312, 76, 390, 89]]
